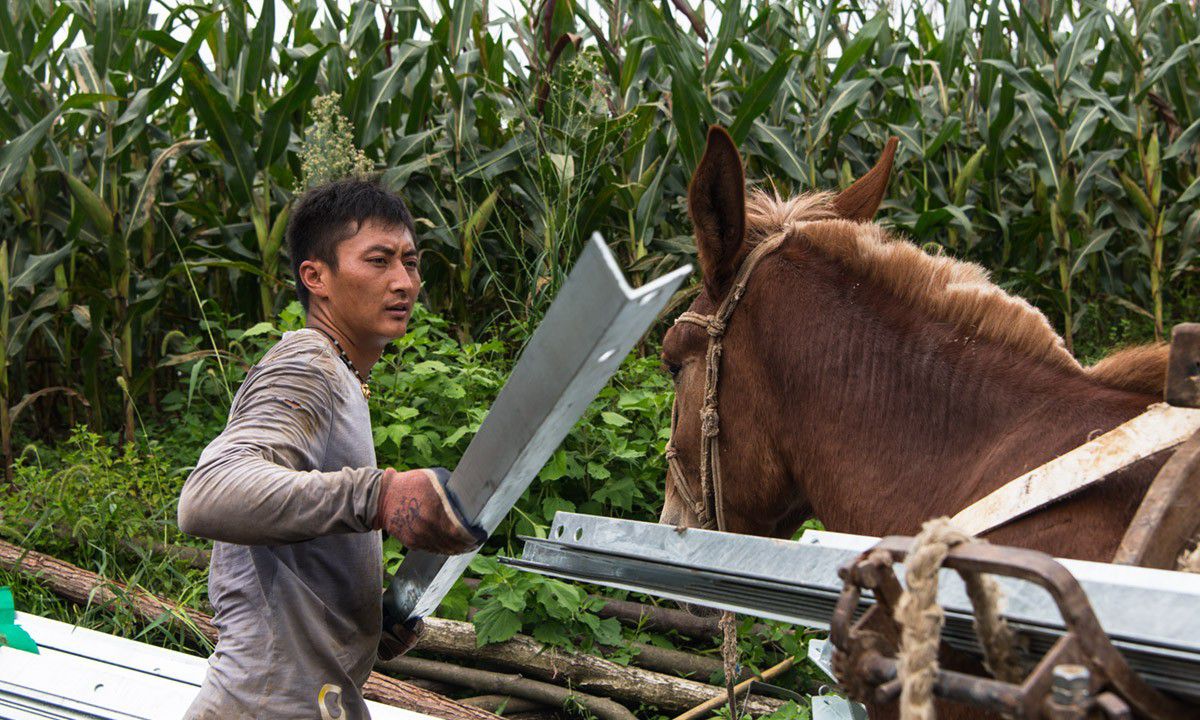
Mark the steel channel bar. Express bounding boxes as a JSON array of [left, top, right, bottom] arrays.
[[384, 237, 691, 621], [505, 513, 1200, 700]]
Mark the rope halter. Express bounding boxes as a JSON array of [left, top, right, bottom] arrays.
[[664, 231, 791, 532]]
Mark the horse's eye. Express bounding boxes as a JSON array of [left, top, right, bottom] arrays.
[[663, 361, 681, 379]]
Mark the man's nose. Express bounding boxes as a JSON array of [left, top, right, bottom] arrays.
[[390, 265, 419, 296]]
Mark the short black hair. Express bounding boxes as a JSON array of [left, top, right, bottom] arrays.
[[286, 177, 417, 310]]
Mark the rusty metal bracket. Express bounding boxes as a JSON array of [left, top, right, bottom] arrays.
[[1113, 428, 1200, 569], [1166, 323, 1200, 409], [1112, 323, 1200, 569], [830, 538, 1198, 719]]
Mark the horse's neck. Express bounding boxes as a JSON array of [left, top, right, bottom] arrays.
[[769, 267, 1150, 537]]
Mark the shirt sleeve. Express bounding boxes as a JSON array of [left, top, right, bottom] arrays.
[[177, 359, 383, 545]]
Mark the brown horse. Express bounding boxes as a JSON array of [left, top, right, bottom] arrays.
[[659, 126, 1170, 564]]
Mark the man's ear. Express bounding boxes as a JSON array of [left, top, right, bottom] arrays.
[[689, 126, 746, 299], [833, 136, 899, 221], [299, 259, 331, 303]]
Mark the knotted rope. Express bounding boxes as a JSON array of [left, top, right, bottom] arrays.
[[719, 611, 739, 717], [663, 230, 794, 720], [895, 518, 1022, 720]]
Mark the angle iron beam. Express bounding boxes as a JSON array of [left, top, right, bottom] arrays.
[[504, 513, 1200, 700], [385, 236, 691, 622]]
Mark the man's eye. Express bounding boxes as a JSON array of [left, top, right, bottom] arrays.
[[405, 260, 419, 270], [368, 257, 387, 266]]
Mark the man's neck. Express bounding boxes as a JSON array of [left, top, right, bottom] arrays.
[[306, 312, 384, 377]]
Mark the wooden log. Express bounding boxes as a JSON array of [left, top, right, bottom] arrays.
[[6, 516, 212, 570], [593, 596, 725, 639], [621, 641, 743, 681], [401, 677, 463, 695], [0, 538, 497, 720], [505, 712, 563, 720], [415, 617, 783, 715], [458, 695, 547, 714], [382, 655, 636, 720]]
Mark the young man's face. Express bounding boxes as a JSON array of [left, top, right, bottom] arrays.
[[313, 219, 420, 344]]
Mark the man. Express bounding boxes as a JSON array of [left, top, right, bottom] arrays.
[[178, 177, 483, 719]]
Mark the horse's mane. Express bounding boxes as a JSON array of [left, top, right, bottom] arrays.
[[744, 189, 1168, 395]]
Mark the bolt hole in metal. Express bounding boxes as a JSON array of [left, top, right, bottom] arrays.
[[555, 525, 564, 538], [574, 528, 584, 541], [597, 348, 616, 363], [639, 291, 659, 306]]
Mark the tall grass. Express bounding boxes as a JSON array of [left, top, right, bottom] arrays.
[[2, 0, 1199, 458]]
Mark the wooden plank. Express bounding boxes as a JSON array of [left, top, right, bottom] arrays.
[[1113, 429, 1200, 568], [949, 403, 1200, 536]]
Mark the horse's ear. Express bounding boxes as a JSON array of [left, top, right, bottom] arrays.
[[689, 126, 746, 297], [833, 136, 899, 221]]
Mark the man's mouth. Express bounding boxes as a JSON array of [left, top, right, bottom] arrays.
[[385, 303, 410, 319]]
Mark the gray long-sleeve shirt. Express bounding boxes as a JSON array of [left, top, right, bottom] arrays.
[[179, 328, 385, 719]]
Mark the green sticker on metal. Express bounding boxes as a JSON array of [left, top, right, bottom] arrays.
[[0, 587, 39, 654]]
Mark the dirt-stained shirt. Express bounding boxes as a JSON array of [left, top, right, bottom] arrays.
[[178, 328, 384, 719]]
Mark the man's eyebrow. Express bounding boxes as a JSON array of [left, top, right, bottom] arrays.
[[362, 244, 398, 255], [401, 247, 418, 257]]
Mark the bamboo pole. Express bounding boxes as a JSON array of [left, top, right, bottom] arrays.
[[672, 657, 796, 720]]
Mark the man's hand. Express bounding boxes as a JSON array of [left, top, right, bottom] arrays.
[[373, 468, 486, 554], [378, 616, 425, 661]]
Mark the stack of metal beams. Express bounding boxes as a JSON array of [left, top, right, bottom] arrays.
[[505, 512, 1200, 703]]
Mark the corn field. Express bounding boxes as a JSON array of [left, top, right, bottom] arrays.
[[2, 0, 1200, 473]]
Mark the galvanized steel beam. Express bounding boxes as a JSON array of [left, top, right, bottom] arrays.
[[384, 235, 691, 622], [506, 513, 1200, 701]]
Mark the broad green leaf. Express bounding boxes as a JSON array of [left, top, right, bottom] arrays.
[[347, 0, 378, 48], [1178, 174, 1200, 205], [126, 139, 205, 236], [600, 411, 630, 427], [728, 51, 794, 144], [978, 0, 1005, 107], [1067, 77, 1135, 135], [1021, 93, 1060, 192], [243, 0, 274, 94], [1065, 105, 1102, 157], [449, 0, 475, 57], [705, 0, 741, 84], [939, 0, 968, 76], [1055, 12, 1098, 82], [93, 0, 116, 80], [831, 12, 885, 84], [0, 109, 58, 195], [472, 603, 522, 646], [182, 63, 257, 206], [11, 245, 74, 292], [813, 78, 873, 145], [1070, 228, 1116, 276], [924, 117, 961, 159], [360, 41, 429, 148], [258, 44, 331, 166], [1139, 38, 1200, 100], [1165, 116, 1200, 159]]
